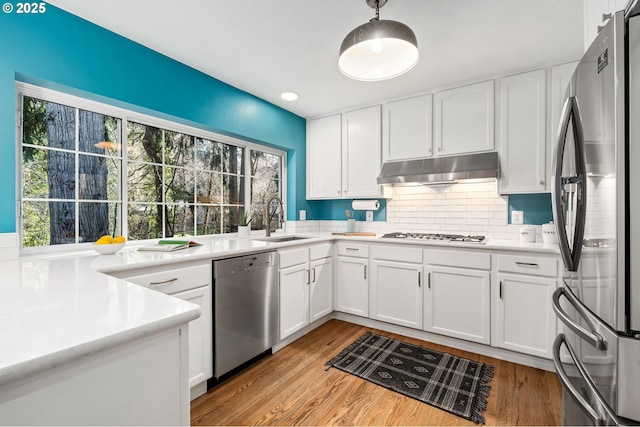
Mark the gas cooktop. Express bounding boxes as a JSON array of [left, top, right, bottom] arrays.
[[381, 232, 486, 243]]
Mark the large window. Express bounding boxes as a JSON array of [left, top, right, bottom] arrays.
[[21, 96, 122, 247], [18, 85, 285, 249]]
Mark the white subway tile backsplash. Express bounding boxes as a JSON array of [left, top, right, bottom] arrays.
[[294, 181, 526, 240]]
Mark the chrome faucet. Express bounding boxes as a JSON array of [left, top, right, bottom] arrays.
[[265, 194, 284, 237]]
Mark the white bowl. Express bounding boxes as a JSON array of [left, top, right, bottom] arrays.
[[92, 242, 125, 255]]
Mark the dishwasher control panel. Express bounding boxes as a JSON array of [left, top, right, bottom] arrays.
[[213, 251, 277, 278]]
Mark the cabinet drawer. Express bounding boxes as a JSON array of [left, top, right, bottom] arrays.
[[426, 249, 490, 270], [279, 247, 309, 269], [497, 254, 558, 277], [310, 243, 333, 261], [337, 243, 369, 258], [122, 263, 210, 295], [371, 245, 422, 263]]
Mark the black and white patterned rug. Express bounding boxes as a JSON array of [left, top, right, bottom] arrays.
[[325, 332, 495, 424]]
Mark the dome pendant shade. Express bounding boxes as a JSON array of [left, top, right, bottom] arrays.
[[339, 18, 418, 81]]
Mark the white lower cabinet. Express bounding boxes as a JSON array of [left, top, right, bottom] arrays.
[[369, 245, 423, 329], [172, 285, 212, 388], [279, 243, 333, 339], [111, 261, 212, 400], [494, 254, 558, 359], [424, 249, 491, 344], [279, 262, 311, 339], [336, 243, 370, 317], [310, 257, 333, 322]]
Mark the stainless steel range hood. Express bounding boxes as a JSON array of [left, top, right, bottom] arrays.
[[376, 152, 499, 185]]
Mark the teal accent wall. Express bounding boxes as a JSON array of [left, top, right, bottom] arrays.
[[508, 194, 553, 225], [0, 5, 307, 233], [307, 199, 387, 221]]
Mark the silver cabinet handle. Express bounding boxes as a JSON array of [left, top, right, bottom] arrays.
[[552, 334, 623, 425], [552, 287, 606, 350], [418, 271, 421, 287], [515, 261, 539, 268], [363, 265, 367, 280], [149, 278, 178, 287], [427, 272, 431, 289], [345, 247, 359, 252], [312, 267, 316, 283], [499, 281, 503, 299], [306, 269, 310, 285]]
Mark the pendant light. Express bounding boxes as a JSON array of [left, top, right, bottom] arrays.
[[339, 0, 419, 81]]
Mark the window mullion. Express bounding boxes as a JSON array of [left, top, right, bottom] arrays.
[[244, 148, 252, 219], [121, 118, 128, 239], [75, 107, 80, 243]]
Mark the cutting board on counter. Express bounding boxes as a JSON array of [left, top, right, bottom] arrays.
[[331, 232, 377, 236]]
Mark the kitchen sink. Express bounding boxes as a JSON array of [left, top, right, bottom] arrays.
[[254, 236, 311, 242]]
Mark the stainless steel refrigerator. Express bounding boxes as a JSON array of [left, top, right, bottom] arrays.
[[551, 3, 640, 425]]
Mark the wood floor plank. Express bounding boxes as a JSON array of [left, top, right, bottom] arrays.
[[191, 319, 561, 426]]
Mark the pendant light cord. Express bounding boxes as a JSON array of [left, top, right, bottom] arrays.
[[369, 0, 380, 22]]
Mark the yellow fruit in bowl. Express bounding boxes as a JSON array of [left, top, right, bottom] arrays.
[[96, 235, 115, 245], [114, 235, 126, 243]]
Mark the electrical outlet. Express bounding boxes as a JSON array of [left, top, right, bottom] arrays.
[[366, 211, 373, 222], [299, 210, 306, 221], [511, 210, 524, 225]]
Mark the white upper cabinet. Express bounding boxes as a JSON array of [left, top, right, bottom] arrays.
[[382, 94, 433, 161], [306, 114, 342, 199], [307, 106, 386, 200], [342, 105, 384, 198], [434, 80, 495, 156], [498, 69, 547, 194]]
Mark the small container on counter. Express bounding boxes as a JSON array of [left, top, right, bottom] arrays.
[[542, 221, 558, 244], [519, 226, 536, 243]]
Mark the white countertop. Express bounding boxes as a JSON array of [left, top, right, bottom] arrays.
[[0, 232, 558, 388]]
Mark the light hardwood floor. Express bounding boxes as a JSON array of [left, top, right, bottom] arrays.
[[191, 319, 562, 426]]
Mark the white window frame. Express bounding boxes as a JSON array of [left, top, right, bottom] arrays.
[[16, 82, 287, 254]]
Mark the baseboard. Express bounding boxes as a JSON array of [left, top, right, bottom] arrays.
[[190, 381, 207, 401]]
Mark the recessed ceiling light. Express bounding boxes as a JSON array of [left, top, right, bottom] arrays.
[[280, 91, 299, 101]]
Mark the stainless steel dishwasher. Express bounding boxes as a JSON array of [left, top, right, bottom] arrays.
[[212, 251, 279, 379]]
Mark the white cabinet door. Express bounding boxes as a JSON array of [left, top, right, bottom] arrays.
[[495, 273, 557, 359], [310, 257, 333, 322], [307, 114, 342, 199], [383, 94, 433, 161], [423, 266, 490, 344], [172, 285, 212, 389], [499, 69, 547, 194], [336, 256, 369, 317], [342, 105, 383, 198], [370, 260, 423, 329], [434, 80, 494, 156], [279, 264, 310, 339]]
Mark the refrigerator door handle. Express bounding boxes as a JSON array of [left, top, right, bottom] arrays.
[[553, 334, 629, 425], [552, 287, 607, 351], [552, 96, 587, 272], [552, 334, 603, 423]]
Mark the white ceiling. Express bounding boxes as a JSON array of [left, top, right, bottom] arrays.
[[46, 0, 584, 119]]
